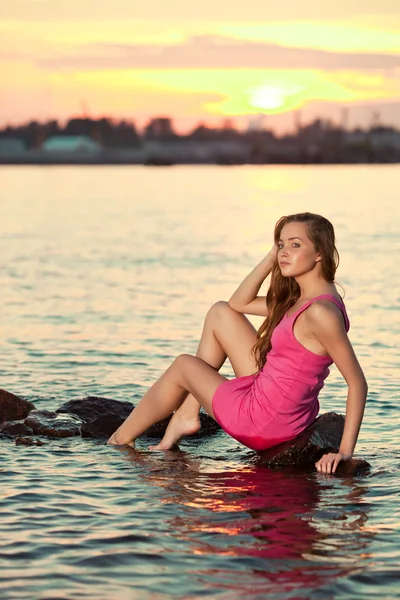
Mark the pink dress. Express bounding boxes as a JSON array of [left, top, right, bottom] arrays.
[[212, 294, 350, 451]]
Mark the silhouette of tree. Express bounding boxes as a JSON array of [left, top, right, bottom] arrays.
[[0, 114, 399, 163], [144, 118, 177, 141]]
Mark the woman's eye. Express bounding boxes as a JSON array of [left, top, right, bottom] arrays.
[[278, 244, 284, 249], [292, 243, 300, 248]]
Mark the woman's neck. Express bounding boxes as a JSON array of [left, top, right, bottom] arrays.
[[294, 274, 337, 300]]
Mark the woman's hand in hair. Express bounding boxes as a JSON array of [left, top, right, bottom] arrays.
[[267, 244, 278, 261]]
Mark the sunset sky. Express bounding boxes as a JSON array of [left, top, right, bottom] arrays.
[[1, 0, 400, 133]]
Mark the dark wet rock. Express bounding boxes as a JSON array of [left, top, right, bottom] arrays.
[[66, 396, 221, 439], [1, 391, 370, 476], [79, 412, 194, 440], [0, 422, 34, 437], [0, 389, 35, 422], [81, 410, 220, 440], [15, 437, 45, 446], [24, 410, 82, 438], [57, 396, 134, 423], [144, 416, 178, 439], [334, 458, 371, 477], [142, 412, 220, 440], [255, 412, 371, 475], [81, 412, 127, 439], [198, 412, 221, 436]]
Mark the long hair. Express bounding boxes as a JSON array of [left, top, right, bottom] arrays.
[[252, 212, 339, 371]]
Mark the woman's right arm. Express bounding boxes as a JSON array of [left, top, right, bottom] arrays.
[[228, 247, 277, 316]]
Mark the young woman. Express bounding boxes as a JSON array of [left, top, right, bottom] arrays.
[[108, 212, 368, 474]]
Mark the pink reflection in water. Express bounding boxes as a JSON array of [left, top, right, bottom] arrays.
[[116, 448, 372, 595]]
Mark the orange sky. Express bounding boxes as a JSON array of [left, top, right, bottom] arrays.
[[1, 0, 400, 133]]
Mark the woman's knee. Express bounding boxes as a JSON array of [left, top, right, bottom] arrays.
[[205, 300, 236, 324], [172, 353, 193, 372], [172, 354, 201, 387]]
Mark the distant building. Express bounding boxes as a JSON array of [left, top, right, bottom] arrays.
[[247, 114, 266, 132], [344, 128, 400, 151], [0, 137, 26, 157], [369, 128, 400, 151], [144, 118, 176, 140], [143, 139, 250, 164], [41, 136, 102, 154], [344, 130, 367, 146]]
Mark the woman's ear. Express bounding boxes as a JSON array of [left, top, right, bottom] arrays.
[[315, 252, 322, 263]]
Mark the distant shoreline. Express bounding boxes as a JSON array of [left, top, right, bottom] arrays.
[[1, 156, 399, 166]]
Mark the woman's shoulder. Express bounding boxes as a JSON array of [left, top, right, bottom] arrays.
[[304, 297, 347, 330]]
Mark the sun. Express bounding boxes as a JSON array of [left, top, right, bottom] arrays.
[[248, 83, 305, 112], [249, 85, 286, 110]]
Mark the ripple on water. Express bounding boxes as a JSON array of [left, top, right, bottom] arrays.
[[1, 165, 399, 599]]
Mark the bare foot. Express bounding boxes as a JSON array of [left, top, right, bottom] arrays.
[[107, 433, 135, 447], [149, 412, 201, 450]]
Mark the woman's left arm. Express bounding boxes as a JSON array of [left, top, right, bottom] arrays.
[[305, 302, 368, 474]]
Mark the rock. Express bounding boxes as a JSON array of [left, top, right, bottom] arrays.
[[67, 396, 220, 439], [142, 412, 220, 440], [24, 410, 82, 438], [198, 413, 221, 436], [1, 395, 219, 442], [334, 458, 371, 477], [0, 389, 35, 422], [15, 437, 45, 446], [0, 392, 370, 476], [81, 412, 127, 439], [0, 422, 34, 437], [255, 412, 371, 475], [57, 396, 134, 423]]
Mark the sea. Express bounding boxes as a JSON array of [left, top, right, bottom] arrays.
[[1, 165, 399, 599]]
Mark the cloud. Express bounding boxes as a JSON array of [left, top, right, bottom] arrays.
[[1, 0, 400, 22], [31, 36, 400, 71]]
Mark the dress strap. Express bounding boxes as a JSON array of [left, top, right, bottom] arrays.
[[290, 294, 350, 331]]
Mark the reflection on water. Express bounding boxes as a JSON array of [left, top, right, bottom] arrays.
[[1, 165, 399, 599], [110, 447, 373, 597]]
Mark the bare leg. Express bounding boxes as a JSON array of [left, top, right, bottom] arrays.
[[150, 301, 258, 450], [107, 354, 226, 446]]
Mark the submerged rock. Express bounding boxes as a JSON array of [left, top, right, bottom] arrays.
[[57, 396, 134, 423], [0, 389, 35, 422], [0, 393, 219, 442], [0, 422, 34, 437], [141, 412, 220, 440], [333, 457, 371, 477], [75, 397, 220, 439], [0, 389, 371, 475], [255, 412, 370, 476], [81, 412, 128, 439], [24, 410, 82, 438], [15, 437, 45, 446], [80, 412, 176, 439]]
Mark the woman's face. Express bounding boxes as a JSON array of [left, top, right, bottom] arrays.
[[277, 221, 321, 278]]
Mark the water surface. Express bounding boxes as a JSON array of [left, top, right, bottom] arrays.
[[1, 165, 399, 599]]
